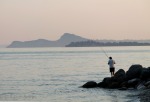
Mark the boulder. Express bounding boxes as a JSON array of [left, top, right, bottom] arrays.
[[120, 81, 128, 88], [147, 85, 150, 89], [114, 69, 126, 83], [127, 78, 140, 88], [98, 77, 115, 88], [97, 82, 105, 88], [102, 77, 113, 87], [98, 76, 123, 89], [118, 87, 127, 90], [82, 65, 150, 90], [144, 81, 150, 87], [82, 81, 97, 88], [137, 83, 146, 90], [147, 78, 150, 82], [109, 82, 120, 89], [126, 64, 143, 80], [140, 68, 150, 80]]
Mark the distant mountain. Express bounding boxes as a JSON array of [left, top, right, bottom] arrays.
[[7, 33, 150, 48], [7, 33, 89, 48]]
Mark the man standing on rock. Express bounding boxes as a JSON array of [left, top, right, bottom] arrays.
[[108, 57, 116, 77]]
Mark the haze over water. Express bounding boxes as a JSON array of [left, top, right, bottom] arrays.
[[0, 46, 149, 101]]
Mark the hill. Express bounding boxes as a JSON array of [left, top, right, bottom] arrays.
[[7, 33, 150, 48], [7, 33, 89, 48]]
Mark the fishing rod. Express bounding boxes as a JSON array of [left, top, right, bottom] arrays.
[[88, 34, 109, 58], [100, 47, 109, 58]]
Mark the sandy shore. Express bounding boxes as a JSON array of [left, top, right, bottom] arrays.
[[139, 89, 150, 102]]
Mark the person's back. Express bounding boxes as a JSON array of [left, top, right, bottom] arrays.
[[108, 57, 115, 77], [108, 59, 115, 68]]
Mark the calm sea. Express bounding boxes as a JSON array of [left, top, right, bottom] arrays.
[[0, 46, 150, 102]]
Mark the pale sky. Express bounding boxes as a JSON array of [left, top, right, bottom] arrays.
[[0, 0, 150, 45]]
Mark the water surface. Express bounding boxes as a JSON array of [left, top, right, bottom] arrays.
[[0, 46, 149, 101]]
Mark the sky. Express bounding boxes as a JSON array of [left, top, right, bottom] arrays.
[[0, 0, 150, 45]]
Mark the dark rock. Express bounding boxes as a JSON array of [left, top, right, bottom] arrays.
[[144, 81, 150, 87], [120, 81, 128, 88], [127, 78, 140, 88], [87, 65, 150, 90], [126, 64, 143, 80], [147, 78, 150, 81], [98, 77, 116, 88], [140, 68, 150, 80], [114, 69, 126, 83], [109, 82, 120, 89], [147, 85, 150, 89], [98, 76, 123, 89], [97, 82, 105, 88], [82, 81, 97, 88], [118, 87, 127, 90], [137, 82, 146, 90], [102, 77, 113, 87], [102, 77, 112, 83]]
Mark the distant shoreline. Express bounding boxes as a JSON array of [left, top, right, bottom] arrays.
[[5, 45, 150, 48], [66, 40, 150, 47]]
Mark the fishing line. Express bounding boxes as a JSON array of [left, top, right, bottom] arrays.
[[100, 47, 109, 58], [89, 34, 110, 58]]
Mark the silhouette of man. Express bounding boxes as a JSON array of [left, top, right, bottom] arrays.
[[108, 57, 116, 77]]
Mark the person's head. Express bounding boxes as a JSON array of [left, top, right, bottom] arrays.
[[109, 57, 112, 59]]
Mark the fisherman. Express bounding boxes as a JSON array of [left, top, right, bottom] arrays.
[[108, 57, 116, 77]]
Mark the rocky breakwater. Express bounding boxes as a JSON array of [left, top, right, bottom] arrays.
[[82, 64, 150, 90]]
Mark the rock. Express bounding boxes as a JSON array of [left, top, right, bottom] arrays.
[[144, 81, 150, 87], [98, 77, 116, 88], [147, 85, 150, 89], [137, 83, 146, 90], [102, 77, 112, 87], [120, 81, 128, 88], [118, 87, 127, 90], [126, 64, 143, 80], [98, 71, 126, 89], [127, 78, 140, 88], [109, 82, 120, 89], [114, 69, 126, 83], [140, 68, 150, 80], [82, 81, 97, 88], [128, 78, 141, 87], [128, 88, 135, 90], [128, 78, 138, 84], [97, 82, 105, 88], [147, 78, 150, 82], [98, 76, 123, 89]]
